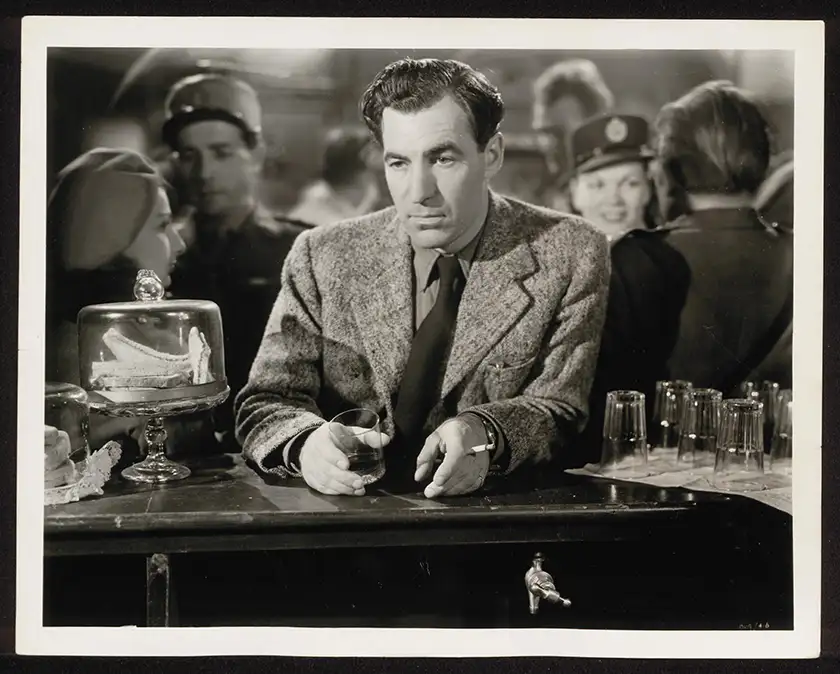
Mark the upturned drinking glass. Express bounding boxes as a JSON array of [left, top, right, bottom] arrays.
[[676, 388, 722, 470], [769, 390, 793, 476], [713, 399, 766, 492], [651, 380, 694, 451], [598, 390, 650, 478]]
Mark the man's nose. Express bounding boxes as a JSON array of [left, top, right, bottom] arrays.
[[408, 165, 437, 203], [190, 155, 213, 182]]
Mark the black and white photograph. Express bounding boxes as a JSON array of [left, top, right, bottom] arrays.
[[16, 17, 823, 659]]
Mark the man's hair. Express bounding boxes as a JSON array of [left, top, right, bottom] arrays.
[[533, 59, 614, 118], [360, 57, 505, 151], [321, 126, 372, 188], [653, 80, 771, 196]]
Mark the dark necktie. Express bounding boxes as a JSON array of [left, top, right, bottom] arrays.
[[394, 254, 466, 442]]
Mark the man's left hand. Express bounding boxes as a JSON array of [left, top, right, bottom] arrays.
[[414, 416, 491, 498]]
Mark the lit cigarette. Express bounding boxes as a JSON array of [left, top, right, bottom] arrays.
[[470, 445, 488, 453]]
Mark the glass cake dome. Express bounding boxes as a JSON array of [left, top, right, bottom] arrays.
[[77, 271, 227, 417], [76, 270, 229, 483]]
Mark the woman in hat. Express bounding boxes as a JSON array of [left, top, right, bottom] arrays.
[[46, 147, 187, 449], [564, 113, 659, 242], [568, 115, 691, 459]]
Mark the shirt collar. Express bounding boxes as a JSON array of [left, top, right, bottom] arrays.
[[412, 226, 484, 291], [408, 192, 492, 291]]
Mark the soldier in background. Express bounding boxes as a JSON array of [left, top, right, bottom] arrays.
[[162, 73, 310, 448], [531, 59, 615, 211]]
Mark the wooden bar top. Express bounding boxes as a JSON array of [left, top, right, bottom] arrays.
[[42, 452, 791, 558]]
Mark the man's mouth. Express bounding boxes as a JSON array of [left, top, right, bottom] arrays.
[[410, 212, 446, 224]]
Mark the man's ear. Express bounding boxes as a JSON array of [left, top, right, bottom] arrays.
[[483, 132, 505, 180]]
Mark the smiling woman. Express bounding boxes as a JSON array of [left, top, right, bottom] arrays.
[[565, 113, 657, 240]]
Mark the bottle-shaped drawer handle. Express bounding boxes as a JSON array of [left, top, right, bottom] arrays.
[[525, 552, 572, 615]]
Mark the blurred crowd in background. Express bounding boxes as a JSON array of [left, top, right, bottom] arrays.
[[48, 48, 794, 225], [43, 47, 795, 462]]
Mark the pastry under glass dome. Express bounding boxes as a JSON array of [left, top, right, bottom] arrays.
[[77, 269, 229, 483]]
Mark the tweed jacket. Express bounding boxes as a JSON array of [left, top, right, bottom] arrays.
[[235, 191, 610, 477]]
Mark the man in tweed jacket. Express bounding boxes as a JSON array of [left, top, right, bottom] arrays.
[[235, 58, 609, 498]]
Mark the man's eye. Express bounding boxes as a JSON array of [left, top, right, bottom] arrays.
[[387, 160, 406, 169], [436, 156, 456, 166]]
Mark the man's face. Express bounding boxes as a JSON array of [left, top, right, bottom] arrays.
[[174, 120, 262, 216], [381, 95, 503, 251]]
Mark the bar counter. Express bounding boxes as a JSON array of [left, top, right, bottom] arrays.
[[43, 452, 793, 631]]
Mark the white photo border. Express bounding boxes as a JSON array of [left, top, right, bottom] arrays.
[[16, 16, 824, 659]]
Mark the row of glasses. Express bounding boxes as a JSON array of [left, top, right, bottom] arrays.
[[598, 382, 793, 491]]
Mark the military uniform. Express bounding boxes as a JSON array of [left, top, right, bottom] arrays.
[[567, 116, 690, 462], [161, 73, 311, 447], [169, 207, 309, 442]]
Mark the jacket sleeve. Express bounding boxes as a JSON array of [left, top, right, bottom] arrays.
[[465, 229, 611, 473], [233, 231, 327, 476]]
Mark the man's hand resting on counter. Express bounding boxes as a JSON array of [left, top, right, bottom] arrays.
[[299, 422, 391, 497], [415, 416, 491, 499]]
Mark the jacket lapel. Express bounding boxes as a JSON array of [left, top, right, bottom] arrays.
[[349, 214, 414, 405], [441, 193, 537, 399]]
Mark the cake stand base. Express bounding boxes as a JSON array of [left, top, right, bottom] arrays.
[[120, 416, 191, 484], [122, 454, 191, 483]]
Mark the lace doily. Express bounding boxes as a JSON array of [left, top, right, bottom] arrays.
[[44, 441, 123, 507]]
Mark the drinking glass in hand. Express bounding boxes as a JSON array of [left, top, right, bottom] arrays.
[[713, 399, 766, 492], [770, 390, 793, 476], [677, 388, 722, 469], [652, 380, 693, 451], [598, 390, 650, 478], [328, 408, 385, 485]]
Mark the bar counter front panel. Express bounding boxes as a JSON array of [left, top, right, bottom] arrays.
[[43, 453, 793, 631]]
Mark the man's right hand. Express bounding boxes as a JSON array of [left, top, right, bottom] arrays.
[[298, 422, 390, 496]]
